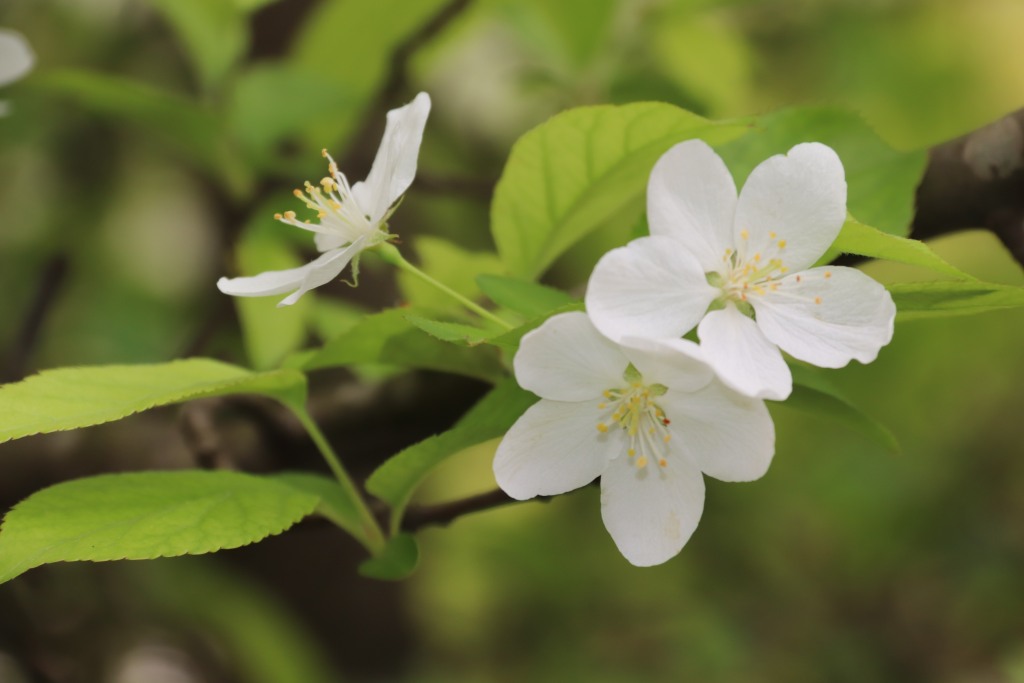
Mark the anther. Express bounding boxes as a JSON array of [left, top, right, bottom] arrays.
[[658, 458, 668, 468], [814, 296, 822, 305], [740, 229, 749, 240], [273, 212, 282, 220], [824, 271, 832, 279], [636, 456, 648, 469], [596, 423, 608, 433], [628, 448, 636, 457], [778, 240, 787, 248], [796, 275, 802, 283], [283, 211, 296, 220]]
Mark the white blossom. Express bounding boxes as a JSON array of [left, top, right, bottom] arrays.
[[0, 29, 35, 117], [218, 92, 431, 306], [586, 140, 896, 400], [493, 312, 774, 567]]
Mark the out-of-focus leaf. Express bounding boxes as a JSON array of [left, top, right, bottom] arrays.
[[233, 215, 312, 370], [290, 0, 450, 146], [0, 359, 307, 445], [403, 314, 497, 346], [833, 218, 974, 280], [890, 281, 1024, 319], [717, 107, 927, 237], [0, 471, 319, 584], [521, 0, 618, 68], [228, 64, 353, 169], [396, 236, 504, 315], [491, 102, 747, 279], [146, 0, 248, 90], [301, 308, 505, 382], [476, 274, 576, 318], [358, 533, 419, 580], [367, 378, 537, 531], [786, 366, 900, 454]]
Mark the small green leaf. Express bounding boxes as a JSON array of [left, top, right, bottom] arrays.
[[476, 275, 576, 318], [889, 281, 1024, 319], [302, 308, 505, 383], [491, 102, 748, 279], [484, 301, 586, 355], [272, 472, 367, 547], [786, 367, 900, 454], [367, 379, 538, 531], [403, 314, 497, 346], [358, 533, 419, 581], [0, 471, 320, 584], [832, 218, 975, 280], [145, 0, 248, 90], [717, 107, 927, 237], [0, 359, 307, 445]]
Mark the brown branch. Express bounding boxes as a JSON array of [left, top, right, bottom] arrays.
[[401, 488, 552, 532], [3, 253, 69, 382], [911, 108, 1024, 265]]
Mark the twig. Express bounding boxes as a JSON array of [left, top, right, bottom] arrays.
[[4, 253, 69, 382], [401, 488, 552, 532]]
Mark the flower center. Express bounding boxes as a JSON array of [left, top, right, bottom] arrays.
[[706, 231, 829, 309], [595, 366, 673, 470], [273, 149, 379, 246]]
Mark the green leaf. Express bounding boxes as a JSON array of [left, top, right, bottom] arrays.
[[832, 218, 975, 280], [786, 367, 900, 454], [484, 301, 586, 355], [889, 281, 1024, 319], [0, 359, 307, 445], [396, 236, 504, 315], [272, 472, 366, 545], [0, 471, 320, 584], [358, 533, 419, 581], [476, 275, 576, 318], [34, 70, 225, 171], [145, 0, 248, 90], [301, 308, 505, 383], [716, 107, 927, 237], [403, 314, 497, 346], [290, 0, 449, 147], [233, 215, 313, 370], [491, 102, 748, 279], [367, 379, 538, 531]]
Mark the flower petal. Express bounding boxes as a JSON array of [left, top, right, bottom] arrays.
[[733, 143, 847, 272], [217, 237, 366, 306], [660, 380, 774, 482], [586, 236, 719, 343], [352, 92, 431, 224], [513, 311, 627, 402], [619, 336, 715, 394], [647, 140, 738, 272], [696, 304, 792, 400], [753, 266, 896, 368], [0, 29, 34, 88], [599, 451, 705, 567], [494, 399, 621, 500]]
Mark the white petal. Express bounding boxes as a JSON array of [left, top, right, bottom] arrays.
[[660, 380, 774, 482], [0, 30, 34, 88], [647, 140, 739, 271], [354, 92, 431, 224], [217, 237, 366, 306], [599, 451, 704, 567], [513, 311, 627, 402], [697, 304, 792, 400], [494, 399, 621, 500], [314, 232, 347, 252], [753, 266, 896, 368], [618, 336, 715, 394], [586, 236, 719, 343], [733, 143, 847, 272]]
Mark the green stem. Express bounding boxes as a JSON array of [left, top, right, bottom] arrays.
[[294, 408, 386, 554], [376, 243, 514, 330]]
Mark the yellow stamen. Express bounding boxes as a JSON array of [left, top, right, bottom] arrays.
[[636, 456, 648, 469], [814, 296, 822, 305], [778, 239, 787, 248]]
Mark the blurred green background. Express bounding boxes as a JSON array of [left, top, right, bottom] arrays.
[[1, 0, 1022, 681]]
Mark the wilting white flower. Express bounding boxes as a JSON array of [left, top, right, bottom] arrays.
[[493, 311, 774, 567], [218, 92, 432, 306], [0, 29, 35, 117], [586, 140, 896, 400]]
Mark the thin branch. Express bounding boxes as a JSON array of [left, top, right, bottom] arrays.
[[4, 253, 69, 382], [401, 488, 552, 532]]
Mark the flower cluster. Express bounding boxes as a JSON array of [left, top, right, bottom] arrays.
[[494, 140, 895, 566]]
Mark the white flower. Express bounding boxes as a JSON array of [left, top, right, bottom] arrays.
[[0, 29, 35, 117], [493, 311, 774, 567], [217, 92, 432, 306], [585, 140, 896, 400]]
